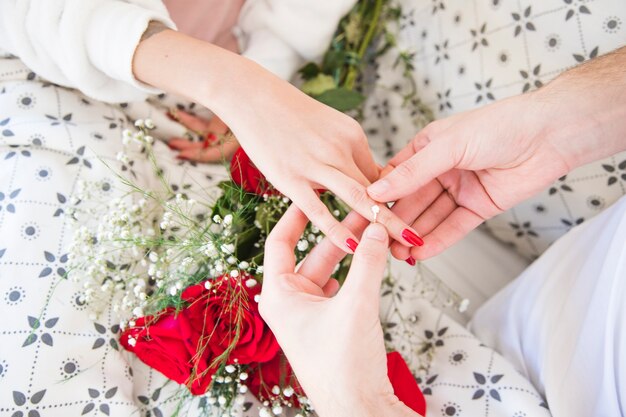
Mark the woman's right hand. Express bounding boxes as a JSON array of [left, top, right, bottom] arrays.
[[134, 29, 425, 254]]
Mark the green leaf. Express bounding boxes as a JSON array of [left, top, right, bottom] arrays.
[[301, 74, 337, 96], [298, 63, 321, 80], [314, 88, 365, 112], [322, 50, 347, 72]]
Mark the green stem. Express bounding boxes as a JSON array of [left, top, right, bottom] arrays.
[[344, 0, 385, 90]]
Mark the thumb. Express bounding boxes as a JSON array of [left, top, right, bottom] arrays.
[[367, 138, 457, 202], [341, 223, 388, 301]]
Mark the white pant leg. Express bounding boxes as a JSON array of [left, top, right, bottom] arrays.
[[470, 195, 626, 417]]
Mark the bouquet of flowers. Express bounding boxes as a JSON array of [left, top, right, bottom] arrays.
[[66, 1, 439, 415]]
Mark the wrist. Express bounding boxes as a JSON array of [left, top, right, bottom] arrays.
[[133, 30, 261, 114], [313, 390, 420, 417], [529, 49, 626, 170]]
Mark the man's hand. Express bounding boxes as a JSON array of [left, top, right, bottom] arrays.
[[368, 46, 626, 261]]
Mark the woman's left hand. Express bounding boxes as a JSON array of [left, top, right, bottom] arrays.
[[166, 110, 240, 162], [260, 206, 421, 417]]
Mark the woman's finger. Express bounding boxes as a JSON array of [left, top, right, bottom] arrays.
[[389, 189, 456, 261], [351, 140, 380, 183], [298, 211, 369, 288], [410, 190, 457, 236], [320, 170, 424, 248], [168, 137, 204, 151], [207, 115, 230, 134], [390, 180, 443, 224], [290, 185, 362, 254], [409, 206, 484, 260], [177, 141, 240, 162], [264, 205, 310, 278], [340, 223, 388, 303], [322, 278, 340, 297], [169, 109, 212, 134]]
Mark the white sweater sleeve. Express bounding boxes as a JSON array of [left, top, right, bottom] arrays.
[[238, 0, 358, 80], [0, 0, 176, 103]]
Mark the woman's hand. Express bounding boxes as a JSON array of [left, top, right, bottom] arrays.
[[260, 206, 420, 417], [367, 47, 626, 261], [133, 29, 424, 254], [166, 110, 239, 162]]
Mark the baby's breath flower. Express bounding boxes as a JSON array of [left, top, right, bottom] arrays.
[[296, 240, 309, 252], [221, 243, 235, 255], [116, 151, 129, 163]]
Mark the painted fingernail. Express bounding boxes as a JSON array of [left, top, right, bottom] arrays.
[[167, 142, 178, 150], [166, 110, 178, 121], [405, 256, 416, 266], [402, 229, 424, 246], [367, 179, 389, 198], [176, 155, 188, 161], [345, 238, 359, 253]]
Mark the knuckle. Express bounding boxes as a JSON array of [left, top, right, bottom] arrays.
[[395, 160, 418, 180], [325, 219, 344, 239], [357, 247, 383, 265], [348, 184, 370, 208], [300, 198, 326, 220], [375, 209, 393, 226], [342, 119, 367, 143]]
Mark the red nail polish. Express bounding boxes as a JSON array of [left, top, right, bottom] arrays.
[[176, 155, 188, 161], [402, 229, 424, 246], [405, 256, 416, 266], [345, 238, 358, 253], [167, 142, 178, 150]]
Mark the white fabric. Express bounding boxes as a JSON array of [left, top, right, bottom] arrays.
[[0, 0, 357, 103], [237, 0, 357, 80], [470, 195, 626, 417], [0, 0, 176, 103]]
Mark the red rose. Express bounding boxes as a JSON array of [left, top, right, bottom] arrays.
[[120, 309, 200, 387], [230, 147, 275, 195], [247, 353, 304, 404], [182, 276, 280, 365], [386, 352, 427, 415]]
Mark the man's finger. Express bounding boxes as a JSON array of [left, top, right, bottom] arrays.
[[409, 206, 484, 260], [367, 138, 458, 202], [292, 186, 361, 254]]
